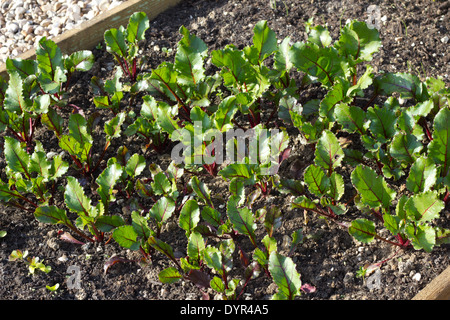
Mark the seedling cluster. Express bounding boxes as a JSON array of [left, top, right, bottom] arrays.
[[0, 12, 449, 300]]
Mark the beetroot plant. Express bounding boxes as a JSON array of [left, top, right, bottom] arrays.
[[0, 11, 449, 301], [104, 12, 149, 83]]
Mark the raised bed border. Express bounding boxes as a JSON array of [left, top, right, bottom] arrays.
[[412, 265, 450, 300], [0, 0, 448, 301]]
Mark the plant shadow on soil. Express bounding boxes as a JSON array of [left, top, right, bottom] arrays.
[[0, 0, 449, 301]]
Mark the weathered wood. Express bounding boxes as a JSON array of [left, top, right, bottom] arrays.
[[412, 265, 450, 300], [0, 0, 181, 79]]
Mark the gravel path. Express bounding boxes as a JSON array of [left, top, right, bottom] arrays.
[[0, 0, 126, 64]]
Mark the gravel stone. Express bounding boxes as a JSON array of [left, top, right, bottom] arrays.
[[0, 0, 127, 64]]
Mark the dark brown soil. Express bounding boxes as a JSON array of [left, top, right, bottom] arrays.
[[0, 0, 449, 304]]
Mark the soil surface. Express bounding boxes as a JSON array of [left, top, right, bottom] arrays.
[[0, 0, 449, 302]]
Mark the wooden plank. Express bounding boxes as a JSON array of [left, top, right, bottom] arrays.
[[0, 0, 181, 79], [412, 265, 450, 300]]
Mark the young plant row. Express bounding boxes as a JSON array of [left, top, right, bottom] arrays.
[[0, 12, 448, 299]]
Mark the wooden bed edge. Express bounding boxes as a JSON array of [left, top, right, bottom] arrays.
[[412, 265, 450, 300]]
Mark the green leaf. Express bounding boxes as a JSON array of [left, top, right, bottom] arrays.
[[104, 68, 123, 94], [126, 12, 149, 44], [187, 232, 205, 265], [273, 37, 293, 72], [314, 130, 345, 172], [227, 196, 256, 238], [337, 20, 381, 63], [395, 194, 409, 220], [159, 267, 182, 284], [406, 156, 437, 193], [348, 218, 376, 243], [213, 96, 239, 132], [4, 136, 30, 174], [9, 249, 26, 261], [290, 229, 304, 254], [366, 104, 397, 144], [104, 26, 128, 58], [389, 132, 423, 164], [96, 162, 123, 209], [268, 252, 302, 300], [275, 178, 305, 196], [374, 72, 428, 101], [104, 112, 126, 140], [34, 205, 70, 225], [428, 107, 450, 176], [41, 107, 64, 136], [229, 177, 245, 199], [405, 224, 436, 252], [278, 94, 302, 125], [308, 25, 332, 47], [65, 50, 94, 72], [175, 25, 208, 85], [95, 215, 124, 232], [0, 181, 22, 202], [5, 58, 37, 78], [246, 20, 278, 64], [404, 191, 444, 223], [190, 176, 214, 208], [410, 99, 434, 119], [36, 37, 66, 92], [148, 63, 180, 103], [64, 176, 92, 215], [289, 42, 346, 88], [59, 115, 92, 164], [32, 94, 50, 114], [125, 153, 146, 178], [211, 47, 250, 88], [4, 71, 27, 113], [154, 101, 180, 136], [328, 172, 345, 201], [151, 171, 171, 195], [383, 213, 401, 236], [347, 65, 374, 96], [264, 205, 282, 236], [68, 113, 93, 146], [29, 149, 51, 179], [219, 163, 253, 181], [351, 165, 396, 210], [303, 164, 329, 197], [113, 225, 140, 250], [131, 211, 153, 239], [335, 102, 368, 134], [210, 276, 225, 293], [291, 195, 318, 211], [148, 236, 176, 260], [203, 246, 223, 274], [49, 154, 68, 180], [140, 95, 158, 120], [46, 284, 60, 292], [36, 37, 63, 75], [319, 78, 350, 121], [149, 197, 175, 225], [218, 238, 235, 273], [179, 199, 200, 236], [201, 206, 222, 227], [343, 148, 365, 166]]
